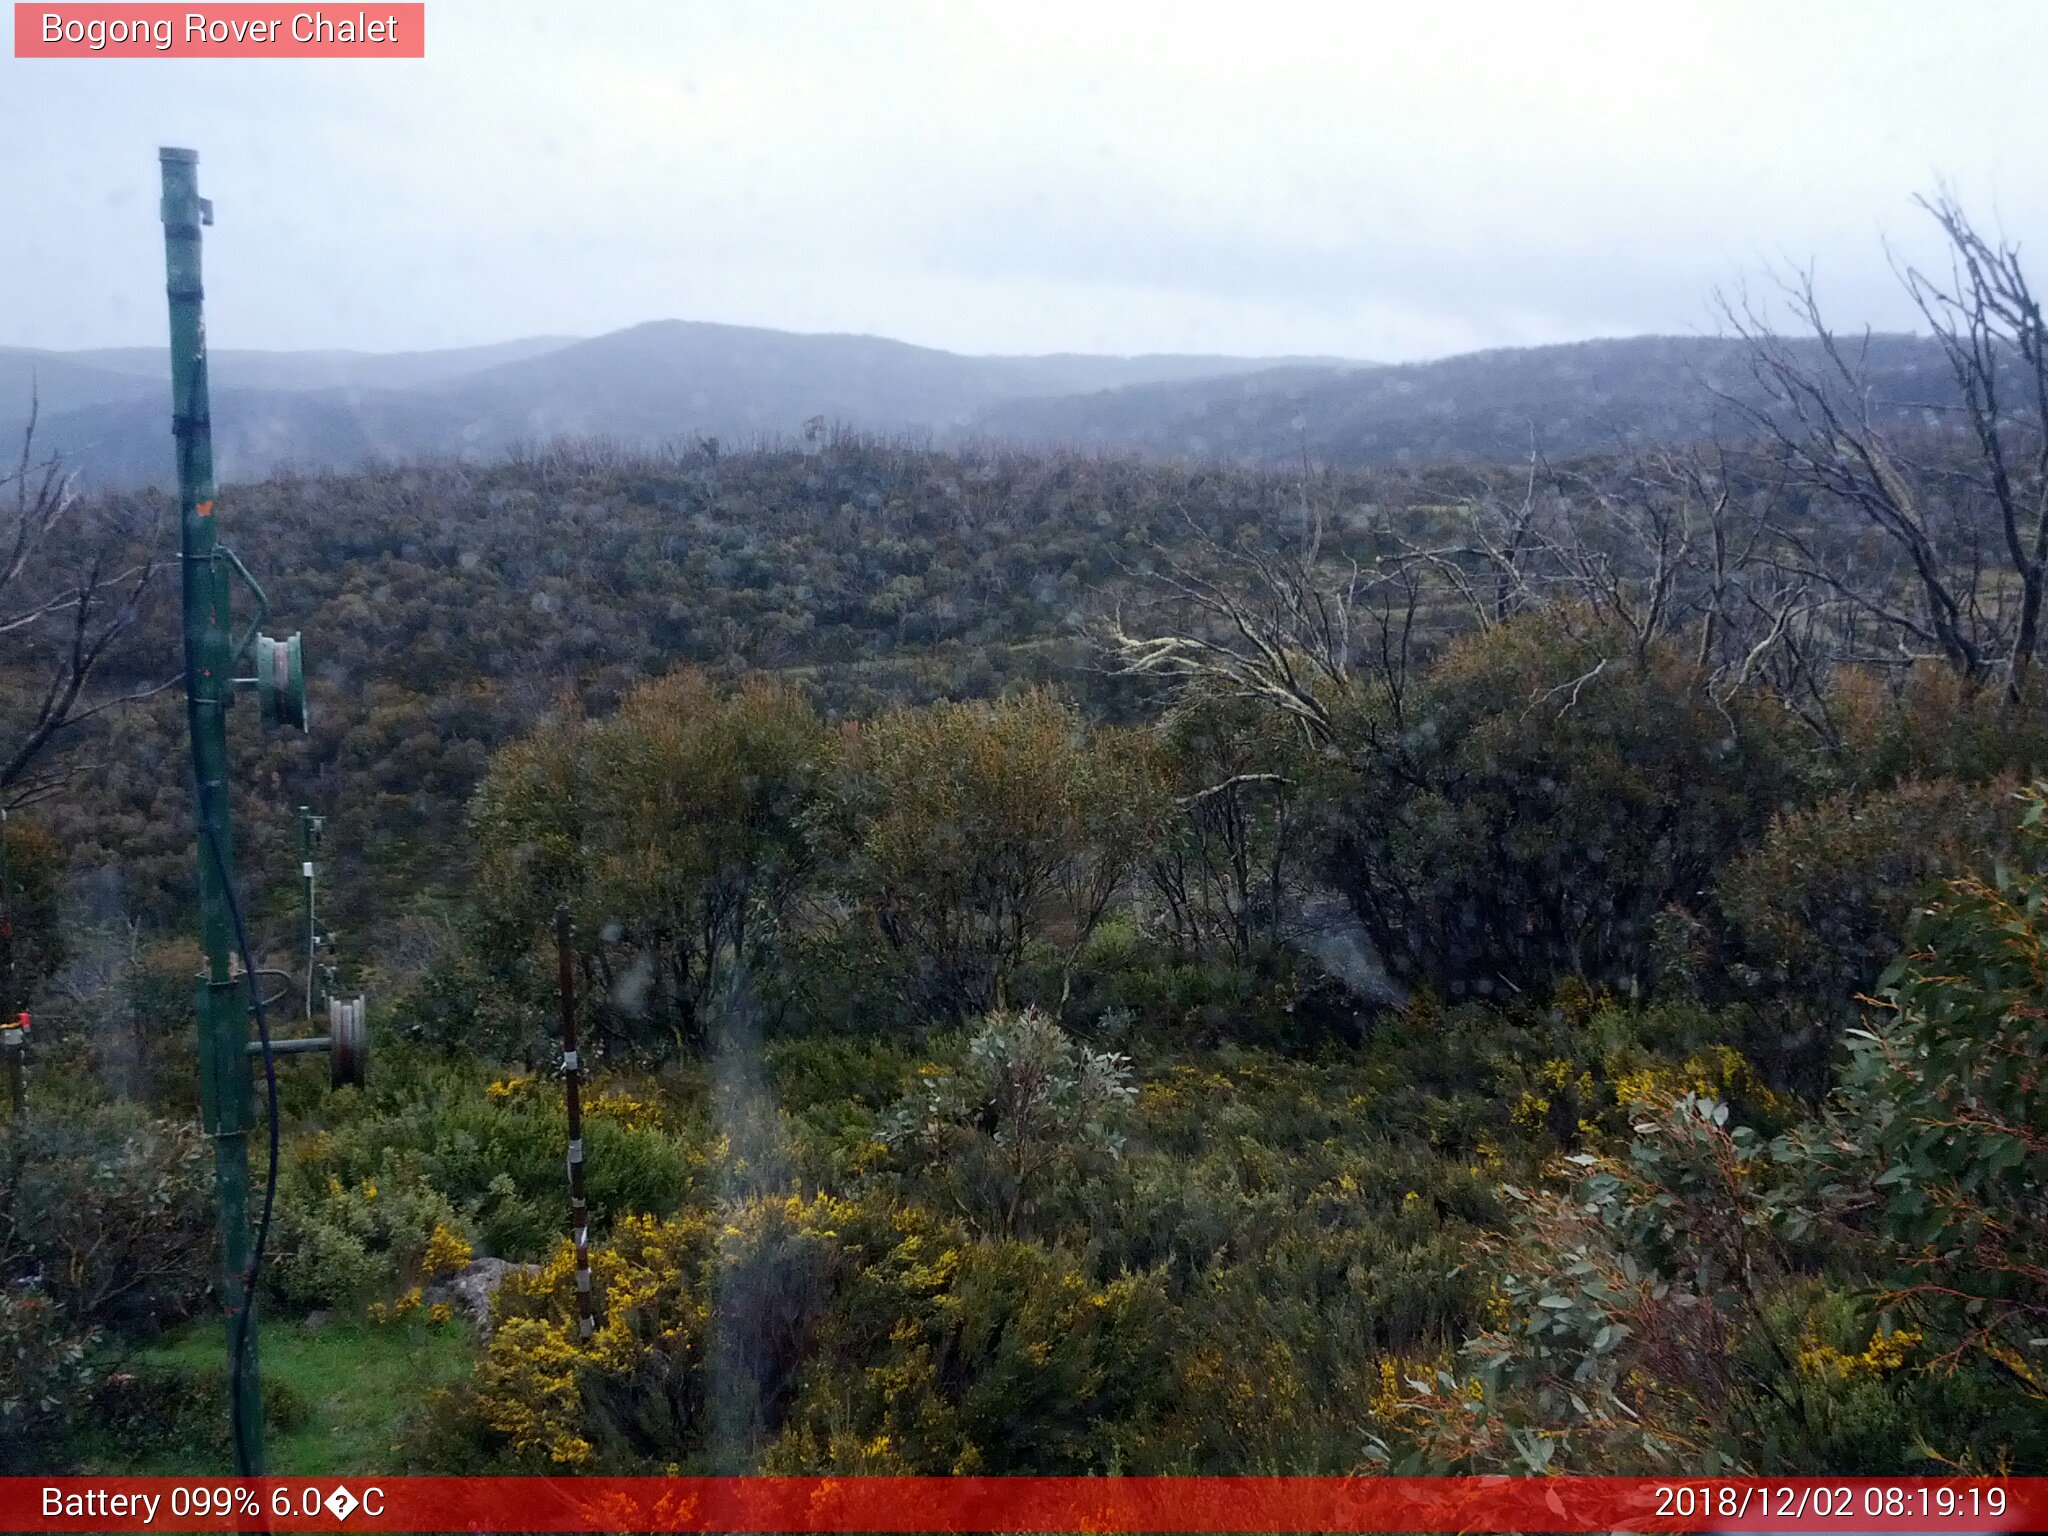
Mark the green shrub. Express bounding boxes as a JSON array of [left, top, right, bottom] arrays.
[[285, 1067, 699, 1264], [268, 1160, 465, 1311], [0, 1102, 213, 1334], [882, 1008, 1135, 1238], [1320, 611, 1799, 1000], [0, 1286, 98, 1473], [1718, 776, 2016, 1062]]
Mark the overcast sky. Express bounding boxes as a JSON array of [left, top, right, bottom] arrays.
[[4, 0, 2044, 361]]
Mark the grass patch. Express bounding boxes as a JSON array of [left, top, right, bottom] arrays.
[[86, 1315, 476, 1475]]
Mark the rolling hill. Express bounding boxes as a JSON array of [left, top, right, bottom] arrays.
[[971, 333, 1964, 467], [3, 322, 1364, 487], [0, 323, 1966, 487]]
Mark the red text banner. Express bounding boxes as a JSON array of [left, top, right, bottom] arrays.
[[14, 5, 424, 58], [3, 1476, 2043, 1533]]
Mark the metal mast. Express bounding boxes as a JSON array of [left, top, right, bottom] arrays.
[[160, 142, 365, 1478], [160, 145, 267, 1475]]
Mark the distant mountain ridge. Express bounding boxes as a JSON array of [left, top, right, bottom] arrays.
[[1, 322, 1371, 486], [973, 333, 1964, 467], [0, 321, 1963, 487]]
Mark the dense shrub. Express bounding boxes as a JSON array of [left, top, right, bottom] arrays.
[[0, 1286, 98, 1473], [1397, 790, 2048, 1475], [1718, 776, 2017, 1089], [475, 1193, 869, 1468], [1777, 787, 2048, 1387], [1828, 664, 2048, 790], [0, 1102, 213, 1334], [1322, 611, 1799, 999]]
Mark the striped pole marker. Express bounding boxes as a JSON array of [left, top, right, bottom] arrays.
[[554, 903, 596, 1343]]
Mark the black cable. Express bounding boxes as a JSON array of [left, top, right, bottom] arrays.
[[202, 820, 279, 1480]]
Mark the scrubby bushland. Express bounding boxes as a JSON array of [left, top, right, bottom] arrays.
[[452, 675, 1174, 1054], [14, 406, 2048, 1481], [1390, 790, 2048, 1475]]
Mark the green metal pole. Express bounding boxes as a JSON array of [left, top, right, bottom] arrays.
[[160, 146, 264, 1475]]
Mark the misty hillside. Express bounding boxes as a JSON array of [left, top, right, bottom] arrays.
[[973, 333, 1967, 467], [2, 322, 1362, 487], [2, 324, 1967, 487], [405, 320, 1362, 444], [64, 336, 584, 392]]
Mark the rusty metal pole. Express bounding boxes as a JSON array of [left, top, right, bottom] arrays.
[[0, 808, 14, 1034], [0, 809, 18, 1119], [2, 1024, 21, 1119], [554, 904, 595, 1342]]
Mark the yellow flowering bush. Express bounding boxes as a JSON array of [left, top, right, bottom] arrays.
[[475, 1192, 865, 1467], [1796, 1325, 1924, 1383], [474, 1316, 598, 1466], [584, 1088, 664, 1131], [421, 1223, 475, 1281], [268, 1161, 467, 1309]]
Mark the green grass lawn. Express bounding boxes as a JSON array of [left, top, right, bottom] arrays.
[[85, 1314, 477, 1475]]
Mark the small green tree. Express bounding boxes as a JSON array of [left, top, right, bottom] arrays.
[[0, 1286, 98, 1473], [884, 1007, 1135, 1237], [467, 669, 835, 1057], [837, 688, 1167, 1021], [0, 1101, 213, 1333]]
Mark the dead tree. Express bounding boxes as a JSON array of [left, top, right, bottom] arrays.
[[1902, 192, 2048, 705], [1102, 499, 1380, 753], [1720, 192, 2048, 708], [0, 406, 164, 806]]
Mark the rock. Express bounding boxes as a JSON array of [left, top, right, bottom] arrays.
[[423, 1256, 540, 1336]]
